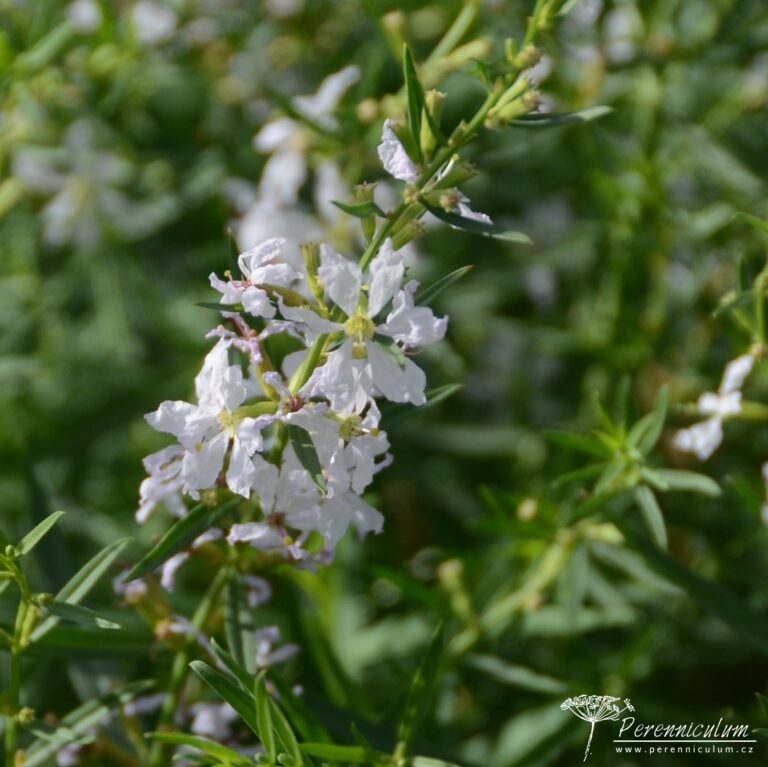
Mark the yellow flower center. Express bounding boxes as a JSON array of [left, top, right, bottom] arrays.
[[344, 314, 375, 343]]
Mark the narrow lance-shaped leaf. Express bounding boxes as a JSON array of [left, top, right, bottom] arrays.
[[509, 105, 612, 127], [31, 537, 129, 642], [190, 660, 262, 738], [332, 199, 385, 218], [383, 384, 464, 429], [627, 532, 768, 655], [652, 468, 721, 497], [147, 733, 253, 766], [268, 694, 307, 767], [634, 485, 667, 550], [22, 680, 153, 767], [423, 202, 533, 244], [210, 638, 254, 693], [15, 511, 65, 556], [255, 670, 277, 763], [415, 265, 474, 306], [403, 44, 425, 163], [397, 623, 444, 751], [125, 498, 239, 582], [300, 743, 371, 762], [44, 601, 123, 630]]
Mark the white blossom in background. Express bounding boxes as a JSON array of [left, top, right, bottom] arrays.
[[673, 353, 755, 460], [68, 0, 102, 32], [190, 703, 239, 740], [131, 1, 177, 45]]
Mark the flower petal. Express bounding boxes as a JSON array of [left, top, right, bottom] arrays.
[[377, 119, 418, 183], [367, 238, 405, 316], [365, 341, 426, 405], [318, 245, 362, 316]]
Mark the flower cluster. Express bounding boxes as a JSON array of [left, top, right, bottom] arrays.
[[140, 186, 448, 572]]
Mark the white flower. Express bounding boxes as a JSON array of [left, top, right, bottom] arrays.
[[190, 703, 238, 740], [145, 342, 273, 496], [253, 66, 360, 205], [159, 530, 223, 592], [283, 401, 390, 496], [254, 626, 300, 668], [68, 0, 102, 32], [209, 238, 300, 319], [378, 119, 418, 183], [291, 241, 447, 411], [137, 445, 187, 523], [226, 451, 322, 557], [131, 1, 177, 45], [673, 354, 754, 460]]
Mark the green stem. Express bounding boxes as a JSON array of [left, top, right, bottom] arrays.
[[5, 599, 27, 767], [147, 566, 229, 767], [423, 0, 481, 71]]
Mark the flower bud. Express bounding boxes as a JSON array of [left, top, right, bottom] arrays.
[[420, 89, 445, 158], [300, 242, 324, 302], [392, 220, 425, 250], [514, 44, 542, 70], [353, 183, 378, 243]]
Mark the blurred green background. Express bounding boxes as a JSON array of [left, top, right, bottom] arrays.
[[3, 0, 768, 764]]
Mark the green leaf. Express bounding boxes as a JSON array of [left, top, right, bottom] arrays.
[[732, 211, 768, 235], [466, 654, 569, 694], [125, 499, 239, 582], [147, 733, 253, 766], [15, 511, 65, 556], [23, 680, 153, 767], [268, 695, 306, 766], [627, 534, 768, 656], [423, 203, 533, 244], [415, 266, 474, 306], [225, 573, 255, 671], [383, 384, 464, 429], [652, 469, 721, 497], [412, 758, 467, 767], [300, 743, 370, 761], [256, 670, 277, 763], [196, 300, 242, 313], [31, 537, 129, 642], [635, 386, 668, 454], [45, 601, 122, 630], [190, 660, 262, 738], [403, 44, 425, 164], [509, 106, 612, 127], [332, 199, 385, 218], [210, 638, 254, 693], [544, 430, 611, 458], [634, 485, 667, 549], [268, 672, 332, 744], [397, 623, 444, 750], [288, 423, 328, 493]]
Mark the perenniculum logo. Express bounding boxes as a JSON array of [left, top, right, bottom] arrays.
[[561, 695, 635, 761], [561, 694, 757, 760]]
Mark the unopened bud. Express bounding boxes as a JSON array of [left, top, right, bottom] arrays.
[[521, 89, 541, 111], [438, 190, 462, 212], [353, 183, 378, 243], [514, 44, 541, 70], [356, 98, 379, 123], [420, 89, 445, 158], [392, 220, 425, 250], [16, 707, 34, 725], [504, 38, 518, 66]]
